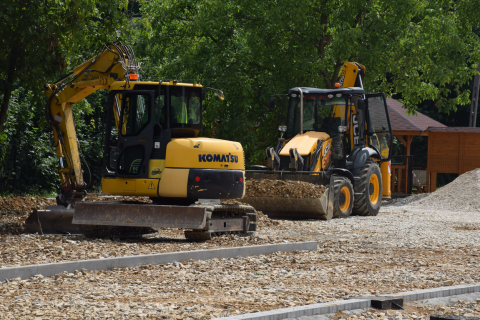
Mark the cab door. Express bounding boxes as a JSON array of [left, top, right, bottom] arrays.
[[365, 93, 393, 162], [116, 90, 155, 178]]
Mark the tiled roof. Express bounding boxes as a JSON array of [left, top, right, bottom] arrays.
[[386, 98, 446, 131], [427, 127, 480, 132]]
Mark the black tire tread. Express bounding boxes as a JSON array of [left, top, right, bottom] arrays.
[[332, 177, 354, 219], [352, 159, 381, 216]]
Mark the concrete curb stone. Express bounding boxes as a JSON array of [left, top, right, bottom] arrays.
[[213, 283, 480, 320], [0, 241, 317, 282]]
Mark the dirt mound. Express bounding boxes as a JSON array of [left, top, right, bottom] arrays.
[[0, 195, 152, 235], [245, 179, 327, 198], [0, 197, 56, 234], [409, 168, 480, 212], [0, 197, 56, 217]]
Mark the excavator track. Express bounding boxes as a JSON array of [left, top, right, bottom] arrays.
[[25, 202, 257, 240], [184, 204, 257, 240]]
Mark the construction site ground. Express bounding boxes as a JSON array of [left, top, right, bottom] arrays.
[[1, 170, 480, 319]]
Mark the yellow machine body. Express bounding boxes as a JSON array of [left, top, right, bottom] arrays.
[[102, 137, 246, 198], [25, 43, 255, 239]]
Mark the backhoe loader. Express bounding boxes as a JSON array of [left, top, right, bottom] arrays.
[[242, 62, 392, 219], [25, 42, 256, 240]]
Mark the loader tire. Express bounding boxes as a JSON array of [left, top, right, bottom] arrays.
[[332, 177, 354, 219], [352, 159, 382, 216]]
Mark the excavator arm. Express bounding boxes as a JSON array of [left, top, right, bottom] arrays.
[[45, 43, 140, 205]]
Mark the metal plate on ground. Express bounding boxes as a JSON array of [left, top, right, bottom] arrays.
[[371, 297, 404, 310], [73, 202, 207, 228], [242, 192, 331, 220]]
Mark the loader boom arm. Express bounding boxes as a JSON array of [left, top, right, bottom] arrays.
[[45, 43, 139, 205]]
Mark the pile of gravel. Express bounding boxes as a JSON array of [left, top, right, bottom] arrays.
[[245, 179, 327, 198], [409, 168, 480, 212], [382, 194, 429, 207]]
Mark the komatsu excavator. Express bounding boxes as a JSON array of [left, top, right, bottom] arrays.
[[243, 62, 392, 219], [25, 42, 256, 240]]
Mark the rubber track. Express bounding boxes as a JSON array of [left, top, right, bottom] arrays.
[[353, 159, 378, 216]]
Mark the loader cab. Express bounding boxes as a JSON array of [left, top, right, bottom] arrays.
[[283, 87, 393, 167], [102, 82, 204, 179]]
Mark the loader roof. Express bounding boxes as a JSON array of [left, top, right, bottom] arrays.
[[288, 87, 365, 95]]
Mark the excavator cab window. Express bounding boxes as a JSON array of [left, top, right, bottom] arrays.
[[120, 93, 151, 136], [169, 86, 202, 126]]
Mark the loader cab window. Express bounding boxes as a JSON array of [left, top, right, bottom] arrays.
[[366, 95, 392, 160], [285, 94, 348, 139]]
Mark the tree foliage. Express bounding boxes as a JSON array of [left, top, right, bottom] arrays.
[[1, 0, 479, 194], [0, 0, 130, 138], [136, 0, 480, 163]]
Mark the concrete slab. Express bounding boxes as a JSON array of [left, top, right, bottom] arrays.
[[0, 241, 317, 282]]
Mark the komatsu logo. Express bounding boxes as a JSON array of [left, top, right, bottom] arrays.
[[198, 153, 239, 163]]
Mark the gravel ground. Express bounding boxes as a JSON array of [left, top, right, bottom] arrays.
[[1, 169, 479, 319], [0, 197, 280, 267], [1, 202, 479, 319]]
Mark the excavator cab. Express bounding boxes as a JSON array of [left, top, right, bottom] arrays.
[[103, 84, 204, 180]]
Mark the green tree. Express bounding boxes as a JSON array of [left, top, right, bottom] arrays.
[[0, 0, 129, 139], [136, 0, 480, 163]]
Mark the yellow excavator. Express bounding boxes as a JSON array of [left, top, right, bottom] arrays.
[[25, 42, 256, 240], [243, 62, 392, 219]]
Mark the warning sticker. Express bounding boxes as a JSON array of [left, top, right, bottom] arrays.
[[54, 112, 62, 124], [148, 182, 155, 189]]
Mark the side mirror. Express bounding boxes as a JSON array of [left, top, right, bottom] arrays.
[[270, 97, 276, 109]]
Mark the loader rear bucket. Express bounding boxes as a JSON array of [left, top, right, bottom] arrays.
[[243, 189, 332, 220], [25, 206, 82, 235]]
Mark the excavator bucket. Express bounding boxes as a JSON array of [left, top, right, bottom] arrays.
[[25, 202, 207, 236], [242, 173, 334, 220], [25, 206, 82, 235]]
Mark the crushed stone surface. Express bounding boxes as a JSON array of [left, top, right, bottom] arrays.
[[408, 168, 480, 212], [245, 179, 327, 198], [1, 198, 480, 318], [1, 170, 480, 319]]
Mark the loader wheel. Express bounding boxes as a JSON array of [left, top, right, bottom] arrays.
[[352, 159, 382, 216], [332, 177, 354, 218]]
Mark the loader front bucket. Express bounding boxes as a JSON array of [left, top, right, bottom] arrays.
[[242, 172, 334, 220], [25, 206, 82, 235], [243, 189, 332, 220]]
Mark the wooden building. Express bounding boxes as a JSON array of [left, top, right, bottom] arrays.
[[426, 127, 480, 191], [386, 98, 480, 193], [386, 98, 445, 194]]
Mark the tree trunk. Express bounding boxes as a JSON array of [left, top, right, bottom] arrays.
[[0, 47, 18, 135]]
